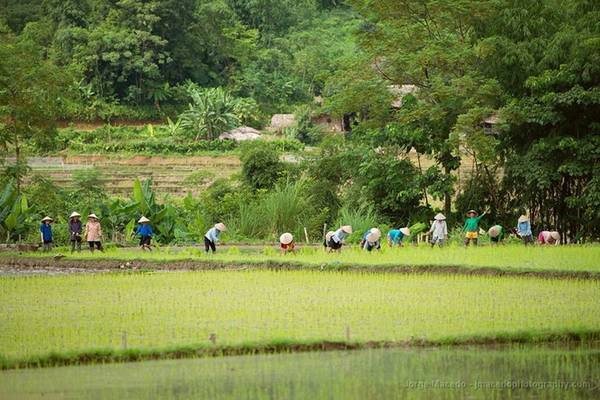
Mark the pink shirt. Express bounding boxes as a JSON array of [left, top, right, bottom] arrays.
[[85, 221, 102, 241]]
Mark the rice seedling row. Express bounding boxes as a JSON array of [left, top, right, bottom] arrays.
[[1, 270, 599, 366]]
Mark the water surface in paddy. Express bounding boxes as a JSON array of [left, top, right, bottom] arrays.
[[1, 343, 598, 399]]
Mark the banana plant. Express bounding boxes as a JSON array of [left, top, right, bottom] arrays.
[[0, 181, 31, 242]]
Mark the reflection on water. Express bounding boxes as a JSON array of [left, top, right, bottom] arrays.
[[1, 343, 599, 399]]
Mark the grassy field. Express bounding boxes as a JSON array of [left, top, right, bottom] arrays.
[[1, 270, 599, 368], [11, 244, 600, 275], [1, 343, 598, 399]]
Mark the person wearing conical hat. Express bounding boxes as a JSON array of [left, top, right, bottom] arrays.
[[323, 231, 335, 251], [68, 212, 82, 253], [516, 215, 533, 245], [428, 213, 448, 247], [133, 216, 154, 251], [40, 216, 54, 252], [387, 227, 410, 247], [487, 225, 504, 245], [538, 230, 560, 245], [463, 210, 487, 246], [84, 214, 103, 253], [327, 225, 352, 252], [205, 223, 226, 253], [361, 228, 381, 252], [280, 233, 295, 254]]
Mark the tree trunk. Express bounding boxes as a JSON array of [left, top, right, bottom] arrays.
[[444, 165, 451, 218], [14, 129, 21, 194]]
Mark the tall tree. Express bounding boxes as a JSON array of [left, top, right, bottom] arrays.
[[0, 35, 71, 191], [344, 0, 499, 218]]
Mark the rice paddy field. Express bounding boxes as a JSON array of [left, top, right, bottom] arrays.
[[11, 243, 600, 274], [1, 245, 599, 398], [1, 270, 600, 367], [1, 343, 599, 400]]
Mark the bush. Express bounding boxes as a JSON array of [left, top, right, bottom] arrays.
[[240, 142, 283, 191]]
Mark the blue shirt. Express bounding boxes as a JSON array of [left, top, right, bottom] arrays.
[[332, 228, 349, 243], [136, 224, 153, 236], [40, 223, 53, 241], [387, 229, 404, 244], [205, 227, 221, 242], [518, 221, 532, 236]]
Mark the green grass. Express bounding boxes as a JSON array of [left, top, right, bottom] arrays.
[[1, 270, 599, 368], [2, 344, 599, 399], [9, 243, 600, 275]]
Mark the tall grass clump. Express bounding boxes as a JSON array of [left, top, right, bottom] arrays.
[[231, 181, 313, 241], [336, 205, 379, 242]]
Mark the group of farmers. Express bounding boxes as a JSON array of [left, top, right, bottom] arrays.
[[38, 209, 560, 253]]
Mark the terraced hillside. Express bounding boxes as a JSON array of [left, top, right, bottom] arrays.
[[26, 156, 241, 197]]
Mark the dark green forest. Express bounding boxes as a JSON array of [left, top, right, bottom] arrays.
[[0, 0, 599, 243]]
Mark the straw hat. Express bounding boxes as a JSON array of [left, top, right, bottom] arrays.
[[488, 225, 501, 238], [325, 231, 335, 241], [550, 231, 560, 241], [41, 216, 53, 222], [400, 227, 411, 236], [280, 232, 293, 245], [215, 223, 226, 231], [69, 212, 81, 219], [518, 215, 529, 223], [366, 228, 381, 242], [467, 210, 478, 216], [434, 213, 446, 221], [341, 225, 353, 234], [138, 216, 150, 223], [88, 214, 99, 220]]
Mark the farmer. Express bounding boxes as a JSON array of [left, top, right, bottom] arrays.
[[327, 225, 352, 252], [84, 214, 103, 252], [40, 216, 53, 252], [487, 224, 505, 245], [361, 228, 381, 252], [428, 213, 447, 247], [463, 210, 487, 246], [517, 215, 533, 245], [323, 231, 335, 251], [68, 212, 82, 252], [538, 230, 560, 245], [133, 216, 153, 251], [205, 223, 226, 253], [387, 227, 411, 247], [279, 232, 295, 254]]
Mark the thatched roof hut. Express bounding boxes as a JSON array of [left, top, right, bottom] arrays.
[[267, 114, 295, 132], [219, 126, 261, 141]]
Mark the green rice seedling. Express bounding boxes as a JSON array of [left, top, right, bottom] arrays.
[[1, 271, 599, 366]]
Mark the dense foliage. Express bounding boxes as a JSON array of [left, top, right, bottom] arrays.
[[1, 0, 598, 242]]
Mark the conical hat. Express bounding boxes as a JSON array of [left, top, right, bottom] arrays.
[[325, 231, 335, 241], [138, 216, 150, 223], [41, 216, 53, 222], [215, 223, 226, 231], [280, 232, 293, 245], [488, 225, 501, 238], [400, 227, 411, 236], [366, 228, 381, 242], [467, 209, 478, 216], [518, 215, 529, 223], [88, 213, 99, 219], [69, 212, 81, 218], [341, 225, 353, 234], [434, 213, 446, 221], [550, 231, 560, 241]]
